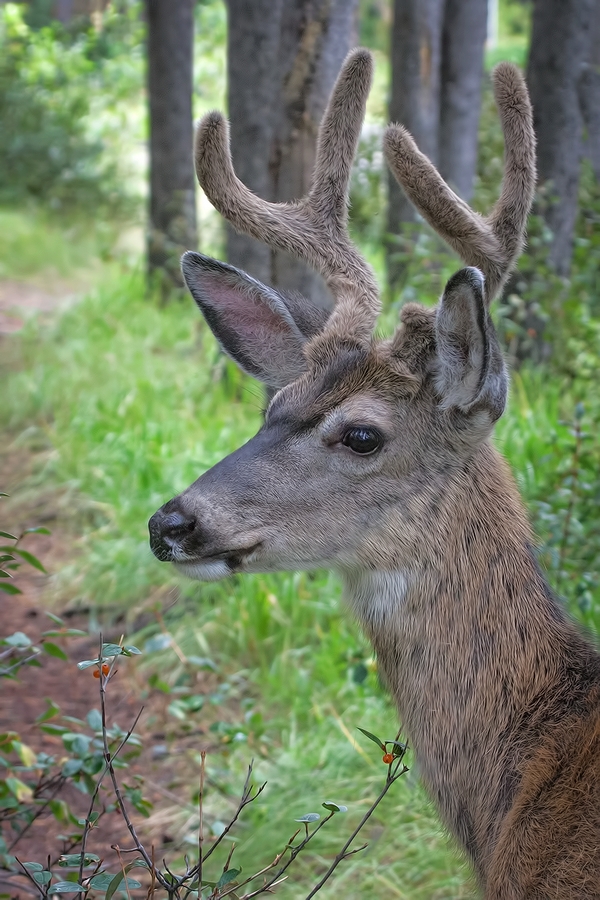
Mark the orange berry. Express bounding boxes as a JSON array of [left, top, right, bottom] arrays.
[[93, 663, 110, 678], [382, 752, 394, 764]]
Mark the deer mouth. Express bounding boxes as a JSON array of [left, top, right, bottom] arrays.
[[172, 543, 263, 582]]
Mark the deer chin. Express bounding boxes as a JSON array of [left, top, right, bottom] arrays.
[[173, 543, 263, 582]]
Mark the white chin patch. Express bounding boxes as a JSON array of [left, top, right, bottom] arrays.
[[174, 559, 231, 582]]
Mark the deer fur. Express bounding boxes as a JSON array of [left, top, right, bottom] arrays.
[[149, 49, 600, 898]]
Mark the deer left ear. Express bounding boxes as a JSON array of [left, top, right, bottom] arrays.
[[434, 267, 507, 423]]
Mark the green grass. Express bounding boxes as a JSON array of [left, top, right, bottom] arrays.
[[2, 223, 599, 897]]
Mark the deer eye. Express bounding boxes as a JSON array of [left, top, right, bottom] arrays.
[[341, 427, 382, 455]]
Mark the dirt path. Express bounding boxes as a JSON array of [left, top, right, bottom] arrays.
[[0, 280, 77, 335], [1, 284, 159, 896]]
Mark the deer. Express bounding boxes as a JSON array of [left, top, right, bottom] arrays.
[[148, 50, 600, 898]]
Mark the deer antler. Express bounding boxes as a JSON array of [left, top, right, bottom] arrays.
[[194, 49, 380, 347], [384, 62, 536, 304]]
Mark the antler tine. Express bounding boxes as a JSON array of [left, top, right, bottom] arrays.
[[383, 62, 536, 304], [194, 48, 380, 345]]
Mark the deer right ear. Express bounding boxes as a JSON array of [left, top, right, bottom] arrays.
[[181, 252, 309, 389], [434, 267, 508, 424]]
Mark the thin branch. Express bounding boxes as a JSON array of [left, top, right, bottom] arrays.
[[197, 750, 206, 894], [304, 759, 409, 899], [96, 634, 168, 891]]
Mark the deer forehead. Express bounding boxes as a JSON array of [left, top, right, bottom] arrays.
[[266, 343, 422, 431]]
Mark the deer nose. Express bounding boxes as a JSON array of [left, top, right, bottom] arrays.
[[148, 506, 197, 561]]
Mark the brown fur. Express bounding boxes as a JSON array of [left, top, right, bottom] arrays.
[[149, 49, 600, 898]]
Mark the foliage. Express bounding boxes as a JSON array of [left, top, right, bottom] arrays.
[[0, 4, 142, 215]]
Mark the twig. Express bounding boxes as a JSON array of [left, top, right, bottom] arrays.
[[96, 635, 169, 892], [115, 845, 133, 900], [304, 755, 409, 899], [14, 857, 47, 899], [8, 777, 66, 851], [197, 750, 206, 893], [186, 762, 266, 885]]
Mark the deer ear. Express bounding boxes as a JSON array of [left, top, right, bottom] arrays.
[[181, 252, 309, 389], [434, 267, 507, 423]]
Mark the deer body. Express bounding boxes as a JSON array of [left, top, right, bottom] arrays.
[[149, 50, 600, 897]]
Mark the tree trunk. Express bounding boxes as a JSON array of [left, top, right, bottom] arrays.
[[146, 0, 198, 295], [439, 0, 487, 199], [225, 0, 358, 311], [578, 0, 600, 181], [527, 0, 594, 274], [388, 0, 444, 230], [225, 0, 284, 284], [386, 0, 486, 294], [270, 0, 358, 309]]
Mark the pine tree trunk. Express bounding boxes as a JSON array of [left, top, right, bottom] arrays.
[[439, 0, 487, 200], [269, 0, 358, 310], [146, 0, 198, 295], [225, 0, 284, 284], [388, 0, 444, 233], [527, 0, 594, 274], [578, 0, 600, 181]]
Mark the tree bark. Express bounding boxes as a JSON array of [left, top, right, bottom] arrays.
[[225, 0, 284, 284], [270, 0, 358, 309], [146, 0, 198, 295], [225, 0, 358, 311], [527, 0, 594, 274], [388, 0, 444, 231], [439, 0, 488, 200], [386, 0, 487, 293], [578, 0, 600, 181]]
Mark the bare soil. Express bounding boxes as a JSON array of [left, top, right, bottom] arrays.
[[0, 285, 201, 897]]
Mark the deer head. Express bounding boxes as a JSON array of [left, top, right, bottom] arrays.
[[148, 49, 536, 598]]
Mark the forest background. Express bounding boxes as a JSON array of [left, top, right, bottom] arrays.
[[0, 0, 599, 898]]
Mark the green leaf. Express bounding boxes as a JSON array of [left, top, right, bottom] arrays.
[[101, 643, 123, 658], [216, 868, 241, 890], [49, 799, 72, 823], [294, 813, 320, 823], [6, 777, 34, 802], [385, 740, 407, 756], [77, 658, 99, 670], [23, 862, 44, 872], [12, 741, 37, 767], [33, 870, 53, 885], [43, 642, 68, 661], [0, 582, 21, 594], [86, 709, 102, 731], [45, 612, 65, 625], [36, 699, 60, 724], [104, 871, 141, 899], [40, 723, 69, 735], [61, 759, 83, 777], [48, 883, 87, 894], [122, 645, 141, 655], [322, 801, 347, 813], [22, 526, 51, 536], [0, 531, 17, 540], [59, 853, 100, 868], [4, 632, 31, 648], [356, 727, 386, 752], [88, 873, 115, 891], [10, 548, 46, 572]]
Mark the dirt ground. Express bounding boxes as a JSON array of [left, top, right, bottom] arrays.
[[0, 283, 207, 897]]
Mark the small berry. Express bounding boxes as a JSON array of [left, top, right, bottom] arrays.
[[93, 663, 110, 678], [382, 752, 394, 764]]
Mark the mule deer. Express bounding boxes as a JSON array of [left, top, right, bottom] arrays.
[[149, 50, 600, 897]]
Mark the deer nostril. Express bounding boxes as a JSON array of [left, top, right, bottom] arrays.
[[162, 511, 197, 539]]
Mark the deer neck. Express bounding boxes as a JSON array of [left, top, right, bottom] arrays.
[[340, 442, 575, 872]]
